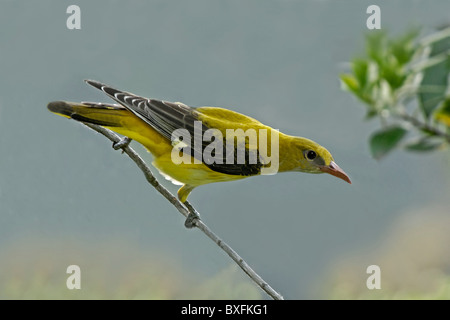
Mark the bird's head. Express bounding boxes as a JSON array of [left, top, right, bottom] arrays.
[[288, 137, 351, 184]]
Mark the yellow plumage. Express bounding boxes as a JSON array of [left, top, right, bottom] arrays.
[[48, 80, 350, 202]]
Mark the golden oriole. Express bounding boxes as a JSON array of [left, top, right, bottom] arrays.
[[48, 80, 351, 202]]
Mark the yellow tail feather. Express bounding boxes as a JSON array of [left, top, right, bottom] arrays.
[[47, 101, 172, 157]]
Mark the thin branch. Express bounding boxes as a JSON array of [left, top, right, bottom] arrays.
[[82, 122, 284, 300], [396, 111, 450, 143]]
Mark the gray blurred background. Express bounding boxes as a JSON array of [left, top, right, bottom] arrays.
[[0, 0, 449, 299]]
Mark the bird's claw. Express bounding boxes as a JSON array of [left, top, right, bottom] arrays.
[[113, 137, 132, 152], [184, 211, 200, 228], [184, 201, 201, 228]]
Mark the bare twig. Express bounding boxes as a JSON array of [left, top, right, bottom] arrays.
[[83, 122, 284, 300]]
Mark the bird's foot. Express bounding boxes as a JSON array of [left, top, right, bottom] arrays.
[[113, 137, 132, 153], [184, 202, 201, 229]]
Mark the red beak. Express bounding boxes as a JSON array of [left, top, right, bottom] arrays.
[[319, 161, 351, 184]]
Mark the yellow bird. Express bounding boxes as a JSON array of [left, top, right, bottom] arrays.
[[48, 80, 351, 203]]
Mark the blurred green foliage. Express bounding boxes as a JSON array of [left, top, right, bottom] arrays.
[[329, 276, 450, 300], [324, 207, 450, 300], [0, 238, 262, 299], [341, 27, 450, 159]]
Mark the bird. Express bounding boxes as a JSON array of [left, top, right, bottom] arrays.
[[48, 80, 351, 203]]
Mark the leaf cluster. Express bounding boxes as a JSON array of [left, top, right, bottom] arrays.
[[341, 27, 450, 159]]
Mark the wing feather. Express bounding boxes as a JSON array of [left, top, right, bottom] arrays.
[[85, 80, 262, 176]]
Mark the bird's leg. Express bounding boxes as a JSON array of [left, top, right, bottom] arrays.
[[184, 201, 201, 228], [178, 185, 200, 228], [113, 137, 132, 153]]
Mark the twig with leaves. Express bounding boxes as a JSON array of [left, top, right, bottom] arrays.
[[340, 27, 450, 159], [83, 122, 284, 300]]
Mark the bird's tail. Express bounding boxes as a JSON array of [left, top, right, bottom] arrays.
[[47, 100, 172, 157], [47, 101, 128, 127]]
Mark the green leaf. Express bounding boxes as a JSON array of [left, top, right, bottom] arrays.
[[352, 59, 369, 89], [422, 27, 450, 56], [381, 62, 405, 90], [418, 55, 450, 118], [404, 137, 444, 152], [418, 29, 450, 119], [340, 72, 373, 105], [390, 28, 420, 65], [369, 125, 408, 159], [340, 74, 359, 92], [364, 109, 378, 120], [365, 31, 387, 66]]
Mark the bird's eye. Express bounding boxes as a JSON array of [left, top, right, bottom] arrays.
[[305, 150, 317, 161]]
